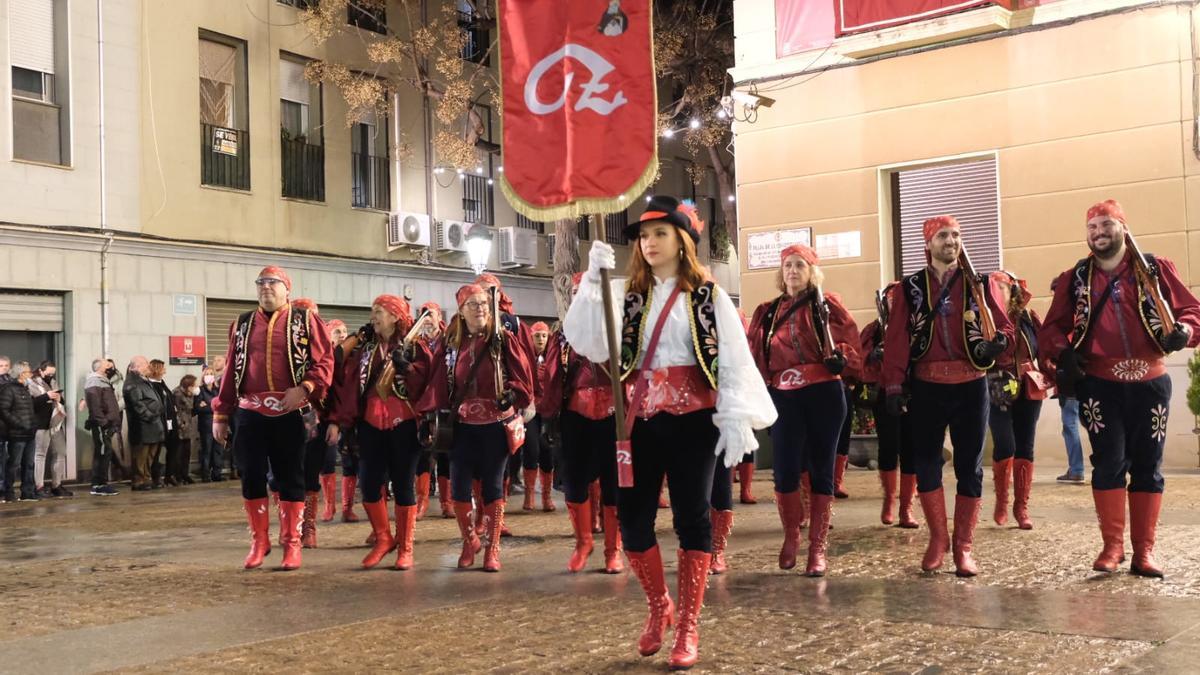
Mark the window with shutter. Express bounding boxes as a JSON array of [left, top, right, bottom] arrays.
[[893, 156, 1001, 277], [199, 32, 250, 190], [10, 0, 66, 164], [199, 39, 237, 128]]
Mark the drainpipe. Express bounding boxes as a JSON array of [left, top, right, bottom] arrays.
[[96, 0, 112, 356], [392, 91, 402, 212]]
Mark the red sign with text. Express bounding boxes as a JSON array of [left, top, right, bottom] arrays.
[[169, 336, 206, 366], [497, 0, 657, 220]]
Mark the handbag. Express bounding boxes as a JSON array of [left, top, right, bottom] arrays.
[[1022, 369, 1054, 401], [502, 413, 526, 455]]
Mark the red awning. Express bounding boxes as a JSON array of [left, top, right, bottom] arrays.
[[835, 0, 1017, 37]]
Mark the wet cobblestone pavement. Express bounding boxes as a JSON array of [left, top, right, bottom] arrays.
[[3, 467, 1200, 673]]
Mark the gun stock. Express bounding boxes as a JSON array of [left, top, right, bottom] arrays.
[[1125, 231, 1176, 334], [814, 285, 836, 359], [956, 244, 996, 341]]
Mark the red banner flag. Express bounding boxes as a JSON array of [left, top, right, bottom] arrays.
[[498, 0, 657, 220], [836, 0, 1016, 36]]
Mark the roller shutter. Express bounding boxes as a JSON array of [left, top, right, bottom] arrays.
[[0, 291, 64, 331], [896, 157, 1001, 277]]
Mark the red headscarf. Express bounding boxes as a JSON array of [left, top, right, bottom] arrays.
[[372, 294, 411, 329], [256, 266, 292, 291], [530, 321, 550, 334], [419, 301, 446, 332], [1086, 199, 1126, 225], [780, 243, 818, 267], [475, 273, 514, 314], [457, 284, 486, 308], [922, 216, 960, 244], [291, 297, 318, 313], [990, 271, 1032, 309], [327, 319, 347, 333]]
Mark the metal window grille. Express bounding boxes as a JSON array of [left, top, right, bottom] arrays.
[[458, 11, 490, 65], [349, 4, 387, 34], [281, 136, 324, 201], [604, 211, 628, 245], [278, 0, 316, 8], [352, 152, 390, 210], [515, 213, 545, 234], [463, 174, 494, 225], [201, 123, 250, 190]]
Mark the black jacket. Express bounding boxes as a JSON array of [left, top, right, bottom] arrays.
[[0, 375, 37, 441], [124, 372, 165, 446], [28, 375, 58, 430], [196, 384, 218, 421], [85, 373, 122, 431]]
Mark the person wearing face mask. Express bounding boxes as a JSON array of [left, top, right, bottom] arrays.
[[84, 358, 121, 495], [416, 284, 535, 573], [172, 374, 199, 485], [196, 367, 222, 481], [881, 216, 1013, 578], [565, 196, 776, 670], [0, 360, 39, 501], [212, 266, 334, 571], [1040, 200, 1200, 578], [747, 243, 861, 577], [123, 356, 165, 491], [28, 361, 70, 497]]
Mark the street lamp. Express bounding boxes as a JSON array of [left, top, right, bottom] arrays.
[[465, 223, 493, 275]]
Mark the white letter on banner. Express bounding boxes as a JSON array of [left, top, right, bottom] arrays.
[[524, 44, 628, 116]]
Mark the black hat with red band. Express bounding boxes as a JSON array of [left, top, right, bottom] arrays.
[[623, 195, 706, 244]]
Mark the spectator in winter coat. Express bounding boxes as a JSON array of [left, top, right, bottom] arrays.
[[84, 358, 121, 495], [0, 361, 40, 501], [27, 361, 70, 497], [147, 360, 178, 488], [195, 367, 221, 481], [172, 375, 199, 484], [123, 356, 164, 491]]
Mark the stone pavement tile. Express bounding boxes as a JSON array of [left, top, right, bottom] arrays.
[[106, 593, 1153, 674]]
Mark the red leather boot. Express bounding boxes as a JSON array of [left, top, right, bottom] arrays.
[[414, 473, 431, 520], [1129, 491, 1163, 578], [365, 485, 388, 546], [919, 488, 949, 572], [279, 500, 304, 571], [301, 491, 319, 548], [541, 470, 556, 512], [878, 469, 898, 525], [738, 463, 757, 504], [242, 497, 272, 569], [454, 500, 481, 568], [807, 494, 833, 577], [992, 457, 1012, 526], [799, 472, 811, 528], [669, 549, 711, 670], [897, 473, 920, 528], [393, 503, 417, 570], [1012, 459, 1034, 530], [320, 473, 337, 522], [472, 480, 485, 535], [340, 475, 360, 522], [566, 501, 594, 572], [1092, 488, 1127, 572], [361, 499, 396, 568], [522, 469, 538, 511], [483, 500, 505, 572], [437, 476, 453, 518], [602, 505, 624, 573], [709, 509, 733, 575], [500, 479, 513, 537], [775, 490, 803, 570], [834, 455, 850, 499], [625, 545, 675, 656], [952, 495, 981, 577]]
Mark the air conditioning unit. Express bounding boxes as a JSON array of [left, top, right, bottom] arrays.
[[497, 227, 538, 268], [387, 211, 431, 249], [546, 233, 556, 266], [435, 219, 470, 253]]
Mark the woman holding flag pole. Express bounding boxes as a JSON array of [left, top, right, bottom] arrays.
[[564, 195, 776, 671]]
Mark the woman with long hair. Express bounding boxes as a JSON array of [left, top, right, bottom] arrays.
[[147, 359, 176, 489], [195, 367, 221, 482], [418, 285, 534, 572], [329, 295, 433, 570], [565, 195, 775, 670], [987, 271, 1050, 530], [747, 244, 861, 576]]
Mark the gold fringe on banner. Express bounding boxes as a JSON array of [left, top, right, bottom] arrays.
[[493, 0, 659, 223]]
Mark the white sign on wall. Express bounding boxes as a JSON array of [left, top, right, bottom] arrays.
[[815, 231, 862, 260], [747, 228, 813, 270]]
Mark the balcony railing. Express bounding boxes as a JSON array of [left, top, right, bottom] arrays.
[[515, 213, 545, 234], [709, 222, 731, 263], [463, 174, 494, 225], [201, 123, 250, 190], [458, 11, 490, 65], [281, 136, 325, 202], [352, 152, 390, 210], [278, 0, 317, 8], [604, 211, 629, 245]]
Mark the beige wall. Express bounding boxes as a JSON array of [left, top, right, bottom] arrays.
[[733, 3, 1200, 467]]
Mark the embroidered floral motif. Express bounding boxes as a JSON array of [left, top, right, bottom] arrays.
[[1151, 403, 1168, 442], [1111, 359, 1150, 382], [1081, 398, 1105, 434]]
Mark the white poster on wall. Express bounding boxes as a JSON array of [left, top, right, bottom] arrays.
[[815, 231, 862, 260], [747, 227, 813, 270]]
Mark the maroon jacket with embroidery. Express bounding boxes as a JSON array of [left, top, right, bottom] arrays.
[[1039, 251, 1200, 365], [213, 304, 335, 420], [746, 291, 861, 388], [539, 330, 614, 418], [329, 335, 433, 429], [881, 266, 1014, 394], [416, 328, 534, 417]]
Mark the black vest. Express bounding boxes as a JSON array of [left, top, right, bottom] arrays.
[[1067, 255, 1168, 354], [756, 292, 831, 376], [618, 282, 719, 388], [901, 268, 993, 371], [231, 306, 312, 394]]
